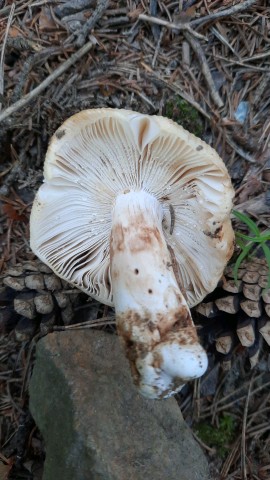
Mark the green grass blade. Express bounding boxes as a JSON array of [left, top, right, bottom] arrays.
[[235, 232, 263, 243], [233, 242, 254, 284], [232, 210, 260, 235], [260, 243, 270, 289], [236, 232, 270, 243], [235, 237, 247, 250], [256, 232, 270, 242]]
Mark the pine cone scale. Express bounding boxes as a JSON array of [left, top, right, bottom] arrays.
[[0, 260, 87, 339], [195, 255, 270, 367]]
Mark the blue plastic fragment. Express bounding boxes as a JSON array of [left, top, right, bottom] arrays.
[[234, 101, 249, 124]]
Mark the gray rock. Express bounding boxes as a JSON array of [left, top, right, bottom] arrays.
[[29, 330, 210, 480]]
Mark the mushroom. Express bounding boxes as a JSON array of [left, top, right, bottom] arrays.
[[30, 108, 234, 399]]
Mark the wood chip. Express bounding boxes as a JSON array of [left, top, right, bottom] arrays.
[[240, 299, 262, 318], [243, 283, 261, 301], [215, 295, 240, 314]]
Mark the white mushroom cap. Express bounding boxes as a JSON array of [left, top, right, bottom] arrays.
[[30, 108, 234, 308]]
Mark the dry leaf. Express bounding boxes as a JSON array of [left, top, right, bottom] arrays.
[[99, 84, 116, 97], [2, 204, 26, 221], [184, 5, 197, 18], [173, 6, 196, 24], [39, 7, 56, 31], [238, 177, 262, 203], [8, 26, 20, 38]]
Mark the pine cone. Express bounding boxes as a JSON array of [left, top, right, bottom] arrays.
[[0, 260, 88, 340], [194, 256, 270, 369]]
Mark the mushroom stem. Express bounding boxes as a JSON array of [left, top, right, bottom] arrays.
[[110, 190, 208, 399]]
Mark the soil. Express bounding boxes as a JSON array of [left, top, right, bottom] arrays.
[[0, 1, 270, 479]]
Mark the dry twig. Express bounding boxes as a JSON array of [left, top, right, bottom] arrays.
[[0, 39, 95, 124], [0, 3, 15, 110], [241, 377, 253, 480], [184, 31, 224, 109], [143, 72, 211, 120], [0, 162, 21, 196], [138, 13, 207, 41], [75, 0, 109, 47], [190, 0, 258, 29], [149, 0, 160, 41]]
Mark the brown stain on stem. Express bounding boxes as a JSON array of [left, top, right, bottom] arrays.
[[111, 214, 164, 255]]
